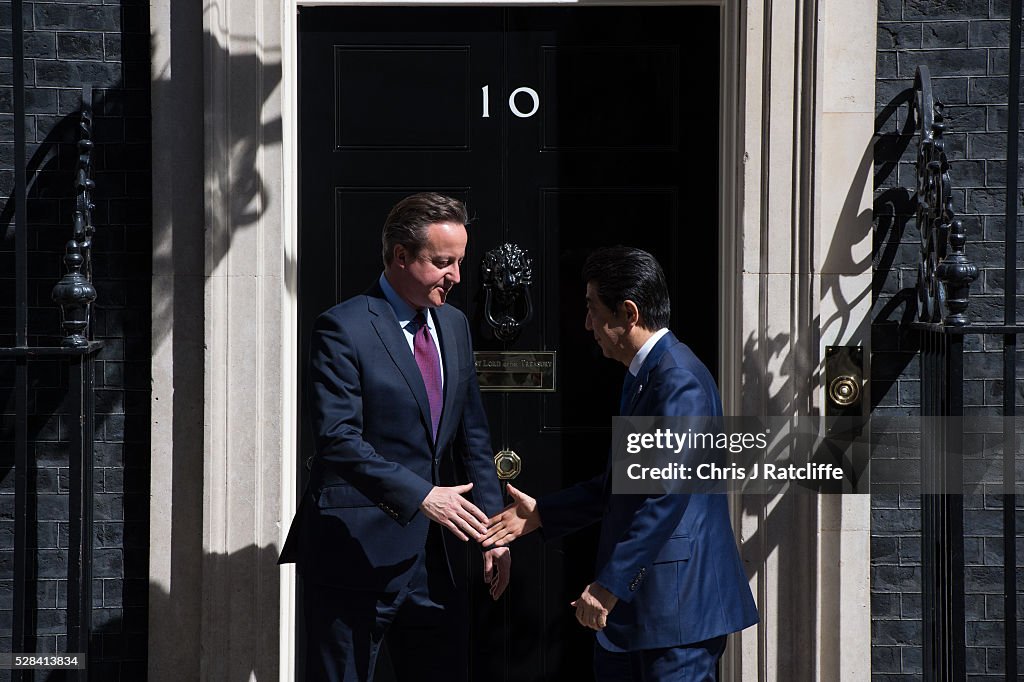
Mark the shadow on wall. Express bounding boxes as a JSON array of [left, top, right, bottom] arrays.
[[871, 86, 919, 410], [148, 29, 284, 347], [0, 110, 88, 350], [0, 9, 282, 667], [0, 10, 283, 677], [733, 122, 876, 679], [0, 73, 156, 677], [25, 544, 280, 682], [145, 21, 287, 682]]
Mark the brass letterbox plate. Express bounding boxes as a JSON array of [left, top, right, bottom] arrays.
[[474, 351, 556, 392]]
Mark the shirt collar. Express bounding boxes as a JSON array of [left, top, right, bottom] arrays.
[[628, 328, 670, 377], [379, 272, 436, 331]]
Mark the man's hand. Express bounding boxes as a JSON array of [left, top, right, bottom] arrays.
[[419, 483, 488, 541], [483, 546, 511, 600], [570, 582, 619, 631], [481, 484, 541, 548]]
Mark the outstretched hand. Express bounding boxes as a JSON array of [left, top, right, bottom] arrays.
[[420, 483, 488, 541], [481, 484, 541, 548]]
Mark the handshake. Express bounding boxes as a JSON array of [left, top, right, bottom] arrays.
[[483, 483, 541, 548], [418, 482, 619, 630], [418, 482, 536, 603], [418, 482, 540, 547]]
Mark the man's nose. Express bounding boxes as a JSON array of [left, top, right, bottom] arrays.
[[584, 311, 593, 330], [448, 261, 461, 284]]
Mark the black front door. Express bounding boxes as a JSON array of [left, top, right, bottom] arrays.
[[298, 7, 719, 681]]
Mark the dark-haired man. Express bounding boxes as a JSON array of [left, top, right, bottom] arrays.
[[483, 246, 757, 681], [280, 193, 509, 682]]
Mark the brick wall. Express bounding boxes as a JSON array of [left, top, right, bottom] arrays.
[[0, 1, 150, 679], [874, 0, 1024, 679]]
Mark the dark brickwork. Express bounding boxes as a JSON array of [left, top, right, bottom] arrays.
[[0, 1, 150, 679], [875, 1, 1024, 680]]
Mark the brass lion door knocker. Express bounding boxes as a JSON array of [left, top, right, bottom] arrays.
[[481, 243, 534, 342]]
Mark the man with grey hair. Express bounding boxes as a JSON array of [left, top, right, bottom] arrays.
[[281, 192, 509, 681]]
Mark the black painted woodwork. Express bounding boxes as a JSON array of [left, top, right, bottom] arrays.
[[298, 7, 719, 681]]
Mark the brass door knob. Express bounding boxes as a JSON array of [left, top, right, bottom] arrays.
[[493, 450, 521, 480]]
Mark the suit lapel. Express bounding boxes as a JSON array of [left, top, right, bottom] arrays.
[[625, 376, 644, 415], [366, 289, 434, 442]]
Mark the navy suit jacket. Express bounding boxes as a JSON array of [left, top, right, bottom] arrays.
[[537, 332, 758, 650], [279, 282, 503, 592]]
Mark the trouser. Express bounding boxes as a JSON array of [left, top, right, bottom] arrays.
[[593, 635, 727, 682], [302, 525, 467, 682]]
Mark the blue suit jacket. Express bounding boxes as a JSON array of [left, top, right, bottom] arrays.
[[537, 332, 758, 650], [279, 282, 503, 592]]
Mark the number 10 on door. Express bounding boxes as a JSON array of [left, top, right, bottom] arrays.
[[482, 85, 540, 119]]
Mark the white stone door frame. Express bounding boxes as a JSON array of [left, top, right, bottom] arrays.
[[148, 0, 876, 679]]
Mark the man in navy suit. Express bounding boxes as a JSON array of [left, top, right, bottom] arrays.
[[280, 193, 509, 682], [482, 246, 757, 681]]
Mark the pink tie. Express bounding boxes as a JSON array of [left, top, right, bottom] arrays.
[[412, 312, 443, 440]]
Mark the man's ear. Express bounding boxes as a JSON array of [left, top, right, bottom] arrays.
[[393, 244, 408, 267], [621, 300, 640, 328]]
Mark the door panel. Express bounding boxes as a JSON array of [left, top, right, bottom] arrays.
[[540, 46, 681, 150], [298, 7, 719, 681], [334, 47, 472, 149]]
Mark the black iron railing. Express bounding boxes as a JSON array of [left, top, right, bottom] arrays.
[[910, 59, 1020, 682], [1, 1, 100, 673]]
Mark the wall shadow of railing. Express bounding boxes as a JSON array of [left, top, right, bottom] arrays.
[[149, 35, 284, 348], [738, 326, 820, 680], [0, 81, 155, 676], [0, 9, 251, 675], [872, 86, 920, 410], [848, 80, 927, 682], [2, 9, 289, 676], [144, 11, 287, 679], [0, 25, 285, 668], [730, 122, 876, 679], [28, 544, 280, 682]]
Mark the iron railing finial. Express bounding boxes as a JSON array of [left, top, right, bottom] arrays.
[[51, 86, 97, 348], [913, 66, 978, 327]]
